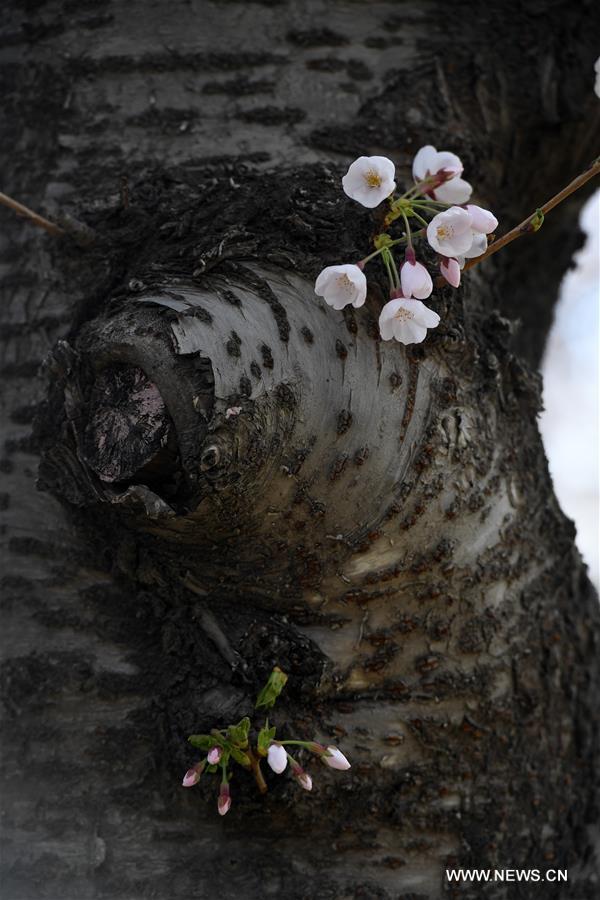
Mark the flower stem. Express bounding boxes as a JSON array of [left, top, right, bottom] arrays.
[[411, 209, 430, 229], [465, 156, 600, 271], [382, 248, 396, 292], [247, 749, 268, 794], [388, 251, 401, 289], [400, 210, 413, 249], [362, 245, 386, 265], [0, 191, 65, 237]]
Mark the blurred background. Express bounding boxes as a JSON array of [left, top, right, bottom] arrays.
[[540, 189, 599, 588]]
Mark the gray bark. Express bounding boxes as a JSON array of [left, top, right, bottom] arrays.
[[1, 1, 599, 899]]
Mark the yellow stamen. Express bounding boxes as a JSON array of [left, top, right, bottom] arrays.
[[364, 169, 382, 188], [337, 274, 353, 293]]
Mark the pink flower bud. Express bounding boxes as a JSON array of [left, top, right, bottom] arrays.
[[440, 257, 461, 288], [322, 746, 351, 770], [267, 743, 288, 774], [207, 746, 222, 765], [291, 764, 313, 791], [218, 783, 231, 816], [400, 259, 433, 300], [182, 762, 204, 787]]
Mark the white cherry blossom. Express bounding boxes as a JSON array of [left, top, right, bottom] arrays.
[[427, 206, 474, 256], [412, 144, 472, 204], [379, 298, 440, 345], [315, 263, 367, 310], [342, 156, 396, 208], [400, 259, 433, 299], [267, 743, 288, 774], [442, 206, 496, 265]]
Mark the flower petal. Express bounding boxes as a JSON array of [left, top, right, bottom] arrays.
[[466, 204, 498, 234], [410, 300, 441, 329], [463, 231, 488, 259], [434, 150, 463, 176], [394, 319, 427, 345], [434, 177, 472, 204], [412, 145, 438, 180]]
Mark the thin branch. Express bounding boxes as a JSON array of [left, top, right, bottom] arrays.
[[465, 156, 600, 271], [0, 191, 65, 237]]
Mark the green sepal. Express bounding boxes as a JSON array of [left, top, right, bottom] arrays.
[[255, 667, 288, 710], [257, 722, 277, 756], [206, 763, 218, 774], [373, 232, 394, 250], [229, 746, 251, 768], [227, 716, 251, 748], [188, 734, 214, 750]]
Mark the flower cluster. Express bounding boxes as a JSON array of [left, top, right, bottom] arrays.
[[315, 147, 498, 344], [181, 667, 351, 815]]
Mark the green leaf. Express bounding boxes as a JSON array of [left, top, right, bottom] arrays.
[[229, 746, 251, 768], [529, 208, 544, 232], [227, 716, 251, 748], [257, 723, 277, 756], [188, 734, 214, 750], [255, 667, 288, 710]]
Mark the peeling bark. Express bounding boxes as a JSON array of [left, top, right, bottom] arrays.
[[1, 2, 599, 899]]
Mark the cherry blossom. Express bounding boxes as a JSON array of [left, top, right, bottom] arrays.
[[436, 205, 496, 266], [379, 298, 440, 345], [426, 206, 474, 256], [218, 783, 231, 816], [440, 257, 461, 288], [400, 259, 433, 299], [314, 263, 367, 310], [595, 56, 600, 99], [412, 145, 472, 204], [342, 156, 396, 208], [267, 743, 288, 774]]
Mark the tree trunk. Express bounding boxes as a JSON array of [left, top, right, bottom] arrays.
[[1, 2, 599, 898]]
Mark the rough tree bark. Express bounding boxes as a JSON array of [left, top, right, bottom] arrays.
[[1, 2, 599, 898]]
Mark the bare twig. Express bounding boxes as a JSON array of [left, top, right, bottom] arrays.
[[0, 191, 65, 236], [465, 156, 600, 271]]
